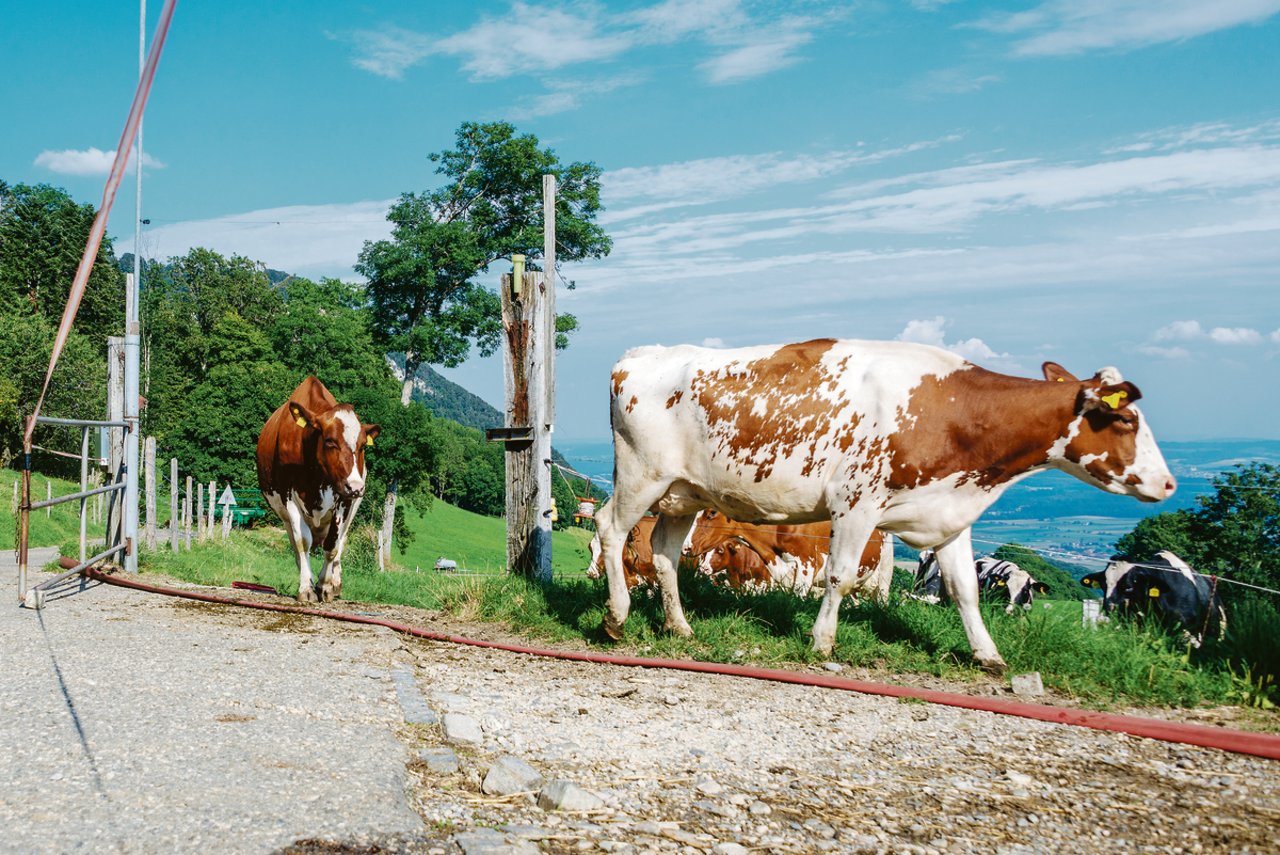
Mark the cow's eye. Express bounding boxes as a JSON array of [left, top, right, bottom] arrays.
[[1114, 412, 1138, 431], [324, 439, 338, 449]]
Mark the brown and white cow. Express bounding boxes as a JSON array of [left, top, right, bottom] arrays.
[[596, 339, 1174, 672], [256, 377, 379, 603], [698, 524, 894, 601], [586, 512, 891, 598]]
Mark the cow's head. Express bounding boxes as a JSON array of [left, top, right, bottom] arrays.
[[1042, 363, 1175, 503], [288, 400, 380, 499]]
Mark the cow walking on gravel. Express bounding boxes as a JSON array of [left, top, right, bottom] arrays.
[[257, 377, 379, 603], [596, 338, 1175, 672]]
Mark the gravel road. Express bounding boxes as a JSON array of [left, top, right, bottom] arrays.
[[4, 559, 1277, 855]]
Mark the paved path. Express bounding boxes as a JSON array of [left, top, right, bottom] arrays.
[[1, 557, 422, 854]]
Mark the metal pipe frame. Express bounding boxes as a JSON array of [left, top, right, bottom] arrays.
[[35, 417, 130, 428], [28, 482, 124, 511], [31, 544, 128, 593]]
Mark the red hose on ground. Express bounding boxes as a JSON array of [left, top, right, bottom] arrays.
[[83, 567, 1280, 761]]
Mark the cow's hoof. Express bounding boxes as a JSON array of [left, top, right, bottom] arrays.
[[976, 656, 1007, 676], [664, 621, 694, 638], [320, 589, 339, 603], [297, 590, 318, 604], [811, 640, 835, 658], [602, 614, 625, 641]]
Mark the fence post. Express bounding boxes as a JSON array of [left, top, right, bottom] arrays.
[[197, 485, 205, 541], [169, 458, 178, 552], [207, 481, 215, 537], [46, 480, 52, 519], [184, 475, 193, 550], [221, 485, 233, 539], [144, 437, 156, 550]]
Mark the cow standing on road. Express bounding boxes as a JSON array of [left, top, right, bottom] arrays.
[[597, 338, 1174, 672], [256, 377, 379, 603]]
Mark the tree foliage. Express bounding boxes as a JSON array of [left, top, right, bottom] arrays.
[[356, 121, 611, 378], [1115, 463, 1280, 603], [0, 182, 123, 343]]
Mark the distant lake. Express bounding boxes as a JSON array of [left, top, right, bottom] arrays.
[[556, 439, 1280, 567]]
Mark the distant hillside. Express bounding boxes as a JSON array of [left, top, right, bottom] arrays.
[[387, 354, 503, 431]]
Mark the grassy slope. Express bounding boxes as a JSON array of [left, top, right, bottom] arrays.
[[396, 497, 595, 577], [0, 469, 89, 551]]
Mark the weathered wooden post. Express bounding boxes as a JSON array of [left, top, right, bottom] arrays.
[[207, 481, 215, 537], [184, 474, 193, 550], [144, 437, 156, 549], [169, 458, 178, 552], [197, 486, 205, 541]]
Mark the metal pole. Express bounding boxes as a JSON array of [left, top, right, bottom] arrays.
[[18, 417, 32, 606], [123, 0, 146, 573], [80, 426, 90, 564]]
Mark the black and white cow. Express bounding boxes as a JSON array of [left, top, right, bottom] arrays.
[[1081, 551, 1226, 644], [976, 558, 1050, 613], [914, 551, 1048, 612]]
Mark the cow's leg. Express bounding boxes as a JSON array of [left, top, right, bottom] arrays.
[[870, 533, 894, 604], [812, 519, 876, 656], [597, 488, 667, 640], [280, 497, 316, 603], [651, 512, 699, 637], [936, 529, 1005, 673], [320, 497, 361, 602]]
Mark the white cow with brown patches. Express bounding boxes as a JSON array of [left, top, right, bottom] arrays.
[[596, 338, 1175, 672], [256, 377, 379, 603]]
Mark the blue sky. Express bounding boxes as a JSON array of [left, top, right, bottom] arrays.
[[4, 1, 1279, 442]]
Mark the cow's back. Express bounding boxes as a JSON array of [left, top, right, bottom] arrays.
[[611, 339, 968, 522]]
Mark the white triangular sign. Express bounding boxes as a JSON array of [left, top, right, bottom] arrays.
[[218, 486, 237, 506]]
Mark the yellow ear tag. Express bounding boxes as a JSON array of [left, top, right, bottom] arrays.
[[1101, 390, 1128, 409], [997, 579, 1006, 587], [365, 435, 374, 447], [1056, 377, 1066, 382], [295, 416, 307, 428], [1147, 586, 1161, 598]]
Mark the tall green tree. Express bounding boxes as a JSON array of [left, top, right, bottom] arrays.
[[357, 120, 612, 560], [0, 182, 123, 342], [1115, 463, 1280, 602]]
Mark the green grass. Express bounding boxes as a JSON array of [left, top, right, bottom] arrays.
[[1, 468, 95, 551], [396, 497, 596, 577]]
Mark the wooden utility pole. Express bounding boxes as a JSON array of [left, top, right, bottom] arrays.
[[492, 174, 558, 582]]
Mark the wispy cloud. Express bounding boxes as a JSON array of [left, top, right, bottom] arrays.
[[508, 74, 642, 120], [1148, 319, 1276, 354], [34, 147, 165, 176], [896, 316, 1014, 367], [906, 67, 1002, 99], [134, 200, 393, 280], [973, 0, 1280, 57], [343, 0, 834, 89]]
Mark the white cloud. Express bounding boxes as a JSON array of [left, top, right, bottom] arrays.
[[1154, 320, 1204, 341], [973, 0, 1280, 57], [697, 29, 813, 84], [508, 75, 642, 120], [1271, 329, 1280, 343], [1149, 321, 1273, 349], [701, 337, 725, 348], [34, 147, 165, 176], [907, 67, 1002, 98], [1209, 327, 1264, 344], [343, 1, 832, 91], [343, 27, 434, 79], [896, 316, 1005, 363], [131, 200, 394, 280]]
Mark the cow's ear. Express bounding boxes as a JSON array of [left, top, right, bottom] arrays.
[[288, 402, 315, 429], [1083, 380, 1142, 412], [363, 424, 381, 447], [1042, 362, 1078, 383], [1035, 582, 1050, 594]]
